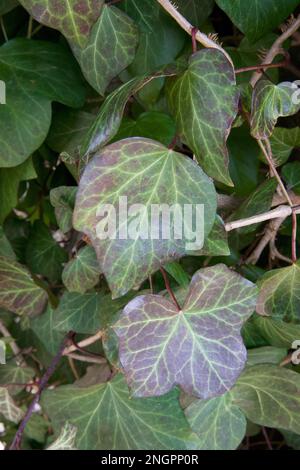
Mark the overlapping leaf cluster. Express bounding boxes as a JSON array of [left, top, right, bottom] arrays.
[[0, 0, 300, 451]]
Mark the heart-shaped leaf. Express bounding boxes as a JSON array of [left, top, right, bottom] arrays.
[[19, 0, 104, 48], [0, 256, 48, 316], [282, 162, 300, 194], [256, 261, 300, 323], [42, 374, 199, 450], [167, 48, 239, 185], [114, 264, 257, 398], [50, 187, 77, 233], [74, 138, 217, 298], [74, 5, 138, 95], [0, 387, 24, 424], [251, 80, 300, 139]]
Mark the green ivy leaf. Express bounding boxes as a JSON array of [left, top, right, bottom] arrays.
[[19, 0, 104, 48], [0, 227, 16, 260], [216, 0, 300, 42], [62, 246, 100, 294], [0, 39, 86, 167], [114, 264, 257, 398], [0, 387, 24, 424], [25, 221, 68, 282], [0, 364, 35, 395], [74, 138, 217, 298], [282, 162, 300, 194], [74, 5, 138, 95], [167, 49, 239, 185], [266, 127, 300, 167], [231, 365, 300, 434], [112, 111, 176, 147], [197, 216, 230, 256], [42, 374, 199, 450], [256, 262, 300, 323], [53, 291, 135, 335], [0, 256, 48, 316], [185, 393, 247, 450], [247, 346, 287, 366], [253, 314, 300, 348], [50, 187, 77, 233], [175, 0, 214, 28], [31, 305, 64, 356], [251, 80, 300, 139]]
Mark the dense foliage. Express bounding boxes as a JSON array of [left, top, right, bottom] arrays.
[[0, 0, 300, 451]]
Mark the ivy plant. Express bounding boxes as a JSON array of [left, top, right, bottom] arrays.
[[0, 0, 300, 451]]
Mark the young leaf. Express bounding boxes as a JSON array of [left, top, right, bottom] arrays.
[[0, 256, 48, 316], [216, 0, 300, 42], [114, 264, 257, 398], [74, 5, 138, 95], [19, 0, 104, 48], [74, 138, 217, 298], [42, 374, 199, 450], [251, 80, 300, 139], [185, 393, 247, 450], [256, 262, 300, 323], [62, 246, 100, 294], [167, 49, 239, 185], [231, 365, 300, 434]]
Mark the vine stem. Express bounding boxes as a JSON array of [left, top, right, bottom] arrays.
[[258, 139, 293, 207], [63, 330, 103, 356], [160, 267, 181, 311], [235, 59, 288, 74], [251, 14, 300, 86], [292, 212, 297, 262], [9, 332, 74, 450], [225, 205, 300, 232], [156, 0, 234, 67]]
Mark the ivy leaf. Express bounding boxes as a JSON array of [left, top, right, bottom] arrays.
[[74, 138, 217, 298], [42, 374, 199, 450], [112, 112, 176, 147], [19, 0, 104, 48], [25, 221, 68, 282], [197, 216, 230, 256], [0, 39, 86, 167], [267, 127, 300, 167], [251, 80, 300, 139], [0, 227, 15, 260], [53, 291, 134, 334], [253, 315, 300, 348], [231, 365, 300, 434], [31, 306, 64, 356], [0, 256, 48, 316], [50, 187, 77, 233], [216, 0, 300, 42], [167, 49, 239, 185], [62, 246, 100, 294], [114, 264, 257, 398], [175, 0, 214, 28], [282, 162, 300, 194], [81, 67, 181, 159], [74, 5, 138, 95], [47, 423, 78, 451], [185, 393, 247, 450], [247, 346, 287, 366], [256, 262, 300, 323], [0, 387, 24, 424]]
